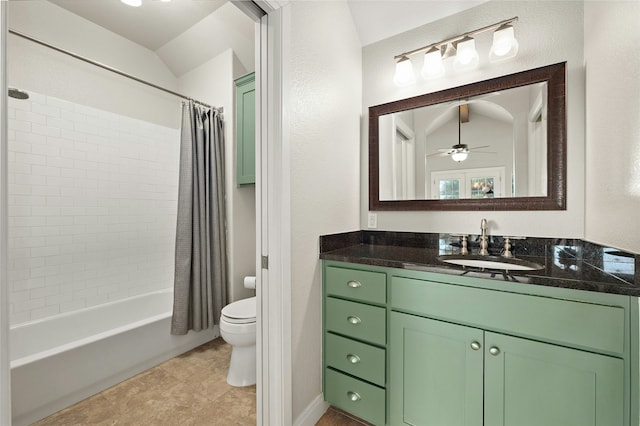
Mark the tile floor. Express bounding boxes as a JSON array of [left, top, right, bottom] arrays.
[[31, 337, 362, 426]]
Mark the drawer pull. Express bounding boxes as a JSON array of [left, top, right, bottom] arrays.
[[347, 315, 362, 325], [470, 341, 481, 350], [347, 280, 362, 288], [347, 391, 361, 402], [346, 353, 361, 364], [489, 346, 501, 356]]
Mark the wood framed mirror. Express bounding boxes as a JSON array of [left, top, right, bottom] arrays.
[[369, 62, 566, 211]]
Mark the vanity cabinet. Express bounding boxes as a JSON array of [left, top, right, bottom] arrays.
[[323, 265, 387, 425], [391, 312, 623, 426], [234, 72, 255, 185], [322, 260, 636, 426]]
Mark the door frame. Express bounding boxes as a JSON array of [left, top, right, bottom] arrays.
[[233, 1, 291, 424]]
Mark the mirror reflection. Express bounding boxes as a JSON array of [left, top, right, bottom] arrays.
[[379, 82, 547, 201]]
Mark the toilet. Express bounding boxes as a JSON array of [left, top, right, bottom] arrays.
[[219, 277, 256, 387]]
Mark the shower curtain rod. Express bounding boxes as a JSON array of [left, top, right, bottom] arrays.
[[9, 29, 223, 113]]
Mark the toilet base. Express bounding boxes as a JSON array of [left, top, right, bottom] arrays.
[[226, 344, 256, 387]]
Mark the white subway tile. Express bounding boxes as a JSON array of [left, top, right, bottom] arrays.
[[15, 110, 46, 126], [8, 118, 32, 133], [32, 123, 62, 138], [31, 305, 61, 321], [15, 152, 46, 165], [32, 103, 61, 119]]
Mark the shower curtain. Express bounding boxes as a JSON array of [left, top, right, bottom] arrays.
[[171, 101, 227, 335]]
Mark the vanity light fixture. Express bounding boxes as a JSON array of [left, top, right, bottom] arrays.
[[453, 36, 479, 72], [421, 46, 445, 79], [121, 0, 142, 6], [393, 56, 416, 87], [489, 24, 519, 62], [393, 16, 519, 86]]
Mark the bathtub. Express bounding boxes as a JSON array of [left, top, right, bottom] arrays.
[[10, 289, 218, 426]]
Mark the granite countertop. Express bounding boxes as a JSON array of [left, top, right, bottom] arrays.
[[319, 231, 640, 297]]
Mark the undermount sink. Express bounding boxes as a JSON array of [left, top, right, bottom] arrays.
[[437, 254, 544, 271]]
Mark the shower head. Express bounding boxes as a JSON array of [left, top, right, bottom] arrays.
[[8, 87, 29, 100]]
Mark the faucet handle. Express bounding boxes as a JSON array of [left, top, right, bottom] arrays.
[[450, 234, 469, 255]]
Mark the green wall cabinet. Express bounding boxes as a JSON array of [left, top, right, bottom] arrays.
[[235, 72, 255, 185], [322, 260, 637, 426]]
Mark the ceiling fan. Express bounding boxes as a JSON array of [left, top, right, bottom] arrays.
[[427, 104, 495, 162]]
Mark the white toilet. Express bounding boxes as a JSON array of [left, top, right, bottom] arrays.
[[219, 277, 256, 387]]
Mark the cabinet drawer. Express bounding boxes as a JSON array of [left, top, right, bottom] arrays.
[[325, 332, 386, 386], [326, 297, 386, 346], [391, 276, 626, 356], [325, 368, 385, 426], [326, 266, 386, 304]]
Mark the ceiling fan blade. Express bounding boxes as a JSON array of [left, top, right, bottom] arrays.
[[437, 148, 454, 152], [472, 151, 498, 154], [467, 145, 490, 151], [427, 151, 451, 158]]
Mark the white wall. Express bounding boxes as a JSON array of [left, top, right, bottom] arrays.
[[7, 1, 180, 128], [361, 1, 585, 238], [584, 1, 640, 254], [283, 0, 362, 421], [178, 49, 256, 303], [7, 92, 179, 324]]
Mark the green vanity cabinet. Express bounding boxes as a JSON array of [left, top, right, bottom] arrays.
[[323, 264, 387, 425], [235, 72, 255, 185], [390, 312, 484, 426], [389, 274, 630, 426], [322, 260, 637, 426], [391, 312, 624, 426]]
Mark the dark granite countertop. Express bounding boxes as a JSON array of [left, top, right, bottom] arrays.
[[319, 231, 640, 297]]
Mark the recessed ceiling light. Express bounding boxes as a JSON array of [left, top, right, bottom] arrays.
[[121, 0, 142, 6]]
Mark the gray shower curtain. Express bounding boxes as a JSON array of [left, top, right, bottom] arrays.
[[171, 101, 227, 335]]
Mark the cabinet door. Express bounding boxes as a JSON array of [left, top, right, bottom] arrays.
[[390, 312, 484, 426], [235, 73, 255, 185], [484, 332, 624, 426]]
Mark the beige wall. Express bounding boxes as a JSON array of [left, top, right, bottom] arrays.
[[584, 1, 640, 254], [361, 1, 586, 239], [284, 0, 362, 421]]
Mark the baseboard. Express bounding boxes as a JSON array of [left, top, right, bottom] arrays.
[[293, 393, 329, 426]]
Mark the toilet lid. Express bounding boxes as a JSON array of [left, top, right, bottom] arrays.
[[221, 296, 256, 324]]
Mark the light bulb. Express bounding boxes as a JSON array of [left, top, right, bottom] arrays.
[[421, 47, 445, 79], [393, 56, 415, 87], [490, 25, 519, 62], [121, 0, 142, 6], [451, 151, 468, 162], [453, 37, 479, 72]]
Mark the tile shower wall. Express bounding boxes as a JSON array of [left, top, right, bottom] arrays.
[[7, 91, 180, 325]]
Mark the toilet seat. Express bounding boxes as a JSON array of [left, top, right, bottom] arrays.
[[221, 296, 256, 324]]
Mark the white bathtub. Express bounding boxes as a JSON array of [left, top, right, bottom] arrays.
[[10, 289, 218, 426]]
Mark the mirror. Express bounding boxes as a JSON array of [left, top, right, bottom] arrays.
[[369, 62, 566, 211]]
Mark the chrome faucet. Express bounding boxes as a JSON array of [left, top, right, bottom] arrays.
[[479, 218, 489, 255]]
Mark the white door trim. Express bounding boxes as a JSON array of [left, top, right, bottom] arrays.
[[249, 2, 291, 425]]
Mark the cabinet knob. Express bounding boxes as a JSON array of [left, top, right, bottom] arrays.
[[347, 391, 361, 402], [347, 315, 361, 325], [489, 346, 500, 356], [347, 280, 362, 288], [346, 353, 361, 364], [470, 341, 481, 351]]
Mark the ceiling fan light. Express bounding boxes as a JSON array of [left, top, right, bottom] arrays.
[[490, 24, 519, 62], [421, 47, 445, 79], [393, 56, 416, 87], [121, 0, 142, 6], [453, 37, 479, 72], [451, 151, 468, 162]]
